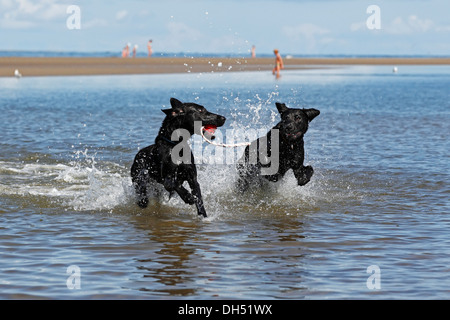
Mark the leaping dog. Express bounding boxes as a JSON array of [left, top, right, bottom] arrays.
[[131, 98, 226, 217], [237, 102, 320, 191]]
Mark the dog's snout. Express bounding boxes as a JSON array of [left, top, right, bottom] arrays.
[[214, 115, 226, 126]]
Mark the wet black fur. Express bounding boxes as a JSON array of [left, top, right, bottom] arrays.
[[237, 102, 320, 191], [131, 98, 226, 217]]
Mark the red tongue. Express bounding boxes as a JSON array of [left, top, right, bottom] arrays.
[[203, 125, 217, 134]]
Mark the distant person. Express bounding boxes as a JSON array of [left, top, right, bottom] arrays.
[[132, 44, 138, 58], [272, 49, 284, 79], [251, 45, 256, 58], [147, 39, 153, 57], [122, 43, 130, 58]]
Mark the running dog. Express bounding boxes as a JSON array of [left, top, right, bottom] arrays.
[[131, 98, 226, 217], [237, 102, 320, 191]]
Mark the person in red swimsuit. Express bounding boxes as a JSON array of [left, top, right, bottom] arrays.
[[272, 49, 284, 79]]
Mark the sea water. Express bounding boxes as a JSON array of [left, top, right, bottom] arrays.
[[0, 66, 449, 299]]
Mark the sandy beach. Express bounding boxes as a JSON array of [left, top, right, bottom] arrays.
[[1, 56, 450, 77]]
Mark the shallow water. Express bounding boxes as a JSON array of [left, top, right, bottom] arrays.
[[0, 66, 449, 299]]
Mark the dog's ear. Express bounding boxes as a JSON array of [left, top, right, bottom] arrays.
[[303, 108, 320, 122], [162, 98, 184, 116], [275, 102, 289, 114], [170, 98, 183, 109], [161, 108, 185, 117]]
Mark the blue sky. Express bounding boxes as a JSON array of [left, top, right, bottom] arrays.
[[0, 0, 449, 56]]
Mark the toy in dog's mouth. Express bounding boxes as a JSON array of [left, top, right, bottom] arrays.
[[202, 125, 217, 140]]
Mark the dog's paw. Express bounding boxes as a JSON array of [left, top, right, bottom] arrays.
[[184, 194, 196, 205], [137, 197, 149, 208], [197, 207, 207, 218], [296, 166, 314, 186]]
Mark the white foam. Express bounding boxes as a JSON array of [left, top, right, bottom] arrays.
[[1, 156, 358, 218], [0, 154, 134, 212]]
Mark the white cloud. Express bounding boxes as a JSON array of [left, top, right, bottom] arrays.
[[0, 16, 34, 29], [351, 13, 450, 35], [387, 17, 411, 34], [15, 0, 41, 15], [115, 10, 128, 21], [0, 0, 69, 29], [386, 15, 435, 34], [40, 3, 66, 20], [167, 22, 203, 40], [157, 21, 204, 51], [0, 0, 15, 9], [206, 34, 249, 53], [349, 21, 366, 32], [83, 18, 108, 29], [409, 15, 434, 32], [283, 23, 329, 40], [282, 23, 330, 52], [436, 25, 450, 32]]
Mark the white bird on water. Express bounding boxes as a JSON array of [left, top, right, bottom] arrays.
[[14, 69, 22, 78]]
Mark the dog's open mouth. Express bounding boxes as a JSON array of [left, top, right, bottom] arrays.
[[202, 125, 217, 140]]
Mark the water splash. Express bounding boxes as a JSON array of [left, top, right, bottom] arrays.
[[0, 91, 360, 218], [64, 149, 133, 211]]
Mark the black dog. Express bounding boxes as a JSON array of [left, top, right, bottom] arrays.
[[237, 102, 320, 191], [131, 98, 226, 217]]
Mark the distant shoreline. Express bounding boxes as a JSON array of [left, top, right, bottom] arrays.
[[1, 57, 450, 77]]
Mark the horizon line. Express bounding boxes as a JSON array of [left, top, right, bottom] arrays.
[[1, 50, 449, 59]]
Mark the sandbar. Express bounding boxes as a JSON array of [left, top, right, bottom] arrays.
[[1, 56, 449, 77]]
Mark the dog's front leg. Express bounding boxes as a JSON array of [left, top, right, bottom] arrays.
[[164, 175, 206, 217], [163, 176, 196, 205], [187, 178, 207, 218], [174, 186, 196, 205], [132, 169, 150, 208], [293, 165, 314, 186]]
